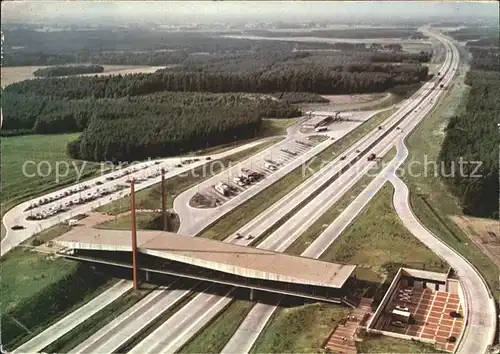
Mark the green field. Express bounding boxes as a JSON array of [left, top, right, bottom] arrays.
[[357, 333, 444, 353], [251, 303, 351, 353], [400, 63, 500, 299], [259, 118, 299, 137], [321, 183, 448, 283], [1, 134, 102, 213]]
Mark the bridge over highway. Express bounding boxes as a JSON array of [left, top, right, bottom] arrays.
[[54, 227, 357, 305]]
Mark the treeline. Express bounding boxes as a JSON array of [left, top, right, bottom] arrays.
[[4, 62, 429, 98], [270, 92, 328, 103], [236, 28, 425, 39], [438, 58, 499, 218], [446, 26, 499, 41], [2, 29, 336, 66], [33, 65, 105, 77], [3, 90, 301, 161], [175, 51, 432, 73], [2, 91, 300, 136], [67, 104, 263, 162]]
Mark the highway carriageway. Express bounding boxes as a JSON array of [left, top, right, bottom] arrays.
[[122, 44, 458, 353], [57, 250, 354, 305], [175, 82, 443, 238]]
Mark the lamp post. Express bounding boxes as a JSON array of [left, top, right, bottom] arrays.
[[130, 180, 139, 290]]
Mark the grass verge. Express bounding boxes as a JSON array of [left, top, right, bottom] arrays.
[[356, 333, 445, 353], [96, 138, 282, 215], [250, 303, 351, 353], [0, 222, 118, 349], [41, 285, 157, 353], [197, 108, 396, 240], [400, 64, 500, 300], [320, 183, 448, 284]]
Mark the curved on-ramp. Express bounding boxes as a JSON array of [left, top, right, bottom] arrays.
[[389, 140, 497, 354]]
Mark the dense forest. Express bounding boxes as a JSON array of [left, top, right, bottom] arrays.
[[445, 26, 499, 41], [2, 91, 300, 160], [2, 30, 337, 66], [67, 104, 263, 162], [438, 51, 499, 218], [3, 28, 434, 162], [4, 51, 430, 98], [3, 28, 431, 66], [2, 91, 300, 133], [229, 28, 426, 39], [33, 65, 105, 77]]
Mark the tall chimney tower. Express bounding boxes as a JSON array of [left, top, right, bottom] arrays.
[[161, 168, 167, 231], [130, 180, 139, 289]]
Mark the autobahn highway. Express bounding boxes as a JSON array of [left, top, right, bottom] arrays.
[[82, 50, 450, 354], [121, 28, 481, 354], [7, 28, 495, 354], [219, 28, 470, 353], [122, 39, 457, 352]]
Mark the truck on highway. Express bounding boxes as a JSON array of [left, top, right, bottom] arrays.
[[367, 153, 376, 161], [315, 126, 328, 132]]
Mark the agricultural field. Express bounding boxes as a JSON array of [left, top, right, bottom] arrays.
[[1, 65, 166, 87], [451, 216, 500, 268], [1, 133, 102, 213]]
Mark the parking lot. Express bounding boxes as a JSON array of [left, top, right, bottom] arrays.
[[191, 137, 324, 208], [380, 286, 464, 352]]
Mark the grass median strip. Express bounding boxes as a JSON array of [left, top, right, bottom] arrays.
[[198, 108, 396, 240], [285, 147, 397, 256], [116, 281, 205, 353], [96, 211, 180, 233], [176, 299, 254, 354], [96, 138, 282, 215]]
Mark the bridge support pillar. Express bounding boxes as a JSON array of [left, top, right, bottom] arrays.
[[145, 270, 150, 282], [250, 288, 255, 301]]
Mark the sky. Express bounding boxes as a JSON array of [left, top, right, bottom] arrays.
[[2, 1, 498, 24]]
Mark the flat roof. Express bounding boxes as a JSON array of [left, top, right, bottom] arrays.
[[55, 228, 356, 288], [401, 268, 447, 283]]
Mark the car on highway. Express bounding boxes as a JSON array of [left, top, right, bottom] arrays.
[[264, 162, 278, 171]]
